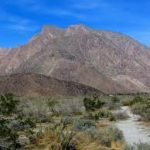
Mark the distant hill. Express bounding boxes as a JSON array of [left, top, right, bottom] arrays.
[[0, 24, 150, 93], [0, 73, 102, 96]]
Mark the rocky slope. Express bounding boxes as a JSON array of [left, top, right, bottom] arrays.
[[0, 73, 102, 96], [0, 48, 8, 60], [0, 24, 150, 93]]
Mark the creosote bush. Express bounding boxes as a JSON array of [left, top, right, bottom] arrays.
[[83, 96, 105, 111]]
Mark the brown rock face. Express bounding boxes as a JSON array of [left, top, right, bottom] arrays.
[[0, 24, 150, 93]]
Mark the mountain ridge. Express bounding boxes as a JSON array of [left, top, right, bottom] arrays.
[[0, 73, 103, 96], [0, 24, 150, 93]]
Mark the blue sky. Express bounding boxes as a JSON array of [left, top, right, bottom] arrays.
[[0, 0, 150, 48]]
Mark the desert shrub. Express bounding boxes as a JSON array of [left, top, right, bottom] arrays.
[[0, 119, 19, 148], [101, 126, 123, 147], [111, 96, 120, 103], [88, 126, 124, 147], [59, 131, 76, 150], [124, 143, 150, 150], [108, 126, 124, 141], [9, 129, 19, 149], [0, 119, 10, 138], [122, 96, 144, 106], [61, 116, 74, 126], [83, 97, 95, 111], [105, 100, 121, 110], [82, 109, 115, 121], [131, 103, 146, 114], [130, 96, 150, 121], [83, 96, 105, 111], [131, 102, 150, 121], [97, 109, 112, 118], [109, 115, 116, 121], [113, 111, 128, 120], [18, 99, 50, 122], [54, 99, 84, 115], [97, 109, 116, 121], [74, 119, 96, 131], [28, 134, 37, 145], [9, 120, 26, 131], [81, 113, 95, 120], [122, 99, 133, 106], [131, 96, 144, 105], [23, 117, 36, 128], [47, 98, 58, 113], [8, 116, 36, 131], [0, 93, 19, 115], [49, 118, 77, 150]]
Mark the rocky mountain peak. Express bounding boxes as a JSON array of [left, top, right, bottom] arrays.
[[42, 25, 65, 38], [65, 24, 90, 36]]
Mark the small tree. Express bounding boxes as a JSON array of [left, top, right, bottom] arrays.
[[0, 93, 19, 115]]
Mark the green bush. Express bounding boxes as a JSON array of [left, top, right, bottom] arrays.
[[131, 96, 144, 105], [111, 96, 120, 103], [23, 117, 36, 128], [83, 96, 105, 111], [0, 119, 19, 149], [0, 93, 19, 115], [97, 109, 112, 118]]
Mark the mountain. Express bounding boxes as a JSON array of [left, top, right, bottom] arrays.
[[0, 24, 150, 93], [0, 48, 8, 60], [0, 73, 102, 96]]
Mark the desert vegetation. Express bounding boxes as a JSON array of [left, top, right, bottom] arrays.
[[0, 93, 149, 149], [122, 95, 150, 121]]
